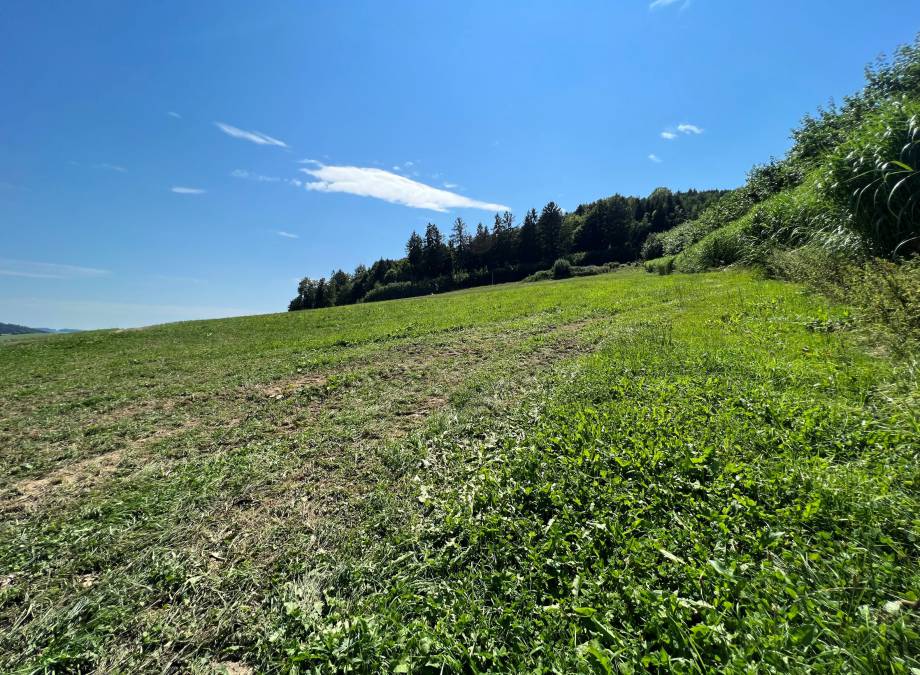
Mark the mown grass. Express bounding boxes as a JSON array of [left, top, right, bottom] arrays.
[[1, 270, 917, 672]]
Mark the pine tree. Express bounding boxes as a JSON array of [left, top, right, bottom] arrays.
[[471, 223, 492, 269], [313, 278, 330, 308], [406, 231, 424, 279], [423, 223, 450, 278], [518, 208, 540, 264], [449, 217, 471, 273], [537, 202, 564, 263]]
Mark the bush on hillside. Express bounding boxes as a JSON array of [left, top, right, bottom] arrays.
[[640, 232, 664, 260], [524, 262, 616, 283], [551, 258, 572, 279], [573, 263, 614, 276], [363, 280, 437, 303], [523, 269, 553, 282], [643, 256, 674, 275]]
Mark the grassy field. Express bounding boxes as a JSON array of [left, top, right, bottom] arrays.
[[0, 334, 50, 345], [1, 269, 917, 672]]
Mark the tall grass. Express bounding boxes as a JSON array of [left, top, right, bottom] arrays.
[[821, 98, 920, 256]]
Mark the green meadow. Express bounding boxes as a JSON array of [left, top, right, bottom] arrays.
[[1, 269, 917, 672]]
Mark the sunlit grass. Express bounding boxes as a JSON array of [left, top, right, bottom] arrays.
[[0, 269, 916, 672]]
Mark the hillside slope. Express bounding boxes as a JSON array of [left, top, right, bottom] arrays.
[[1, 270, 917, 672], [0, 323, 49, 335]]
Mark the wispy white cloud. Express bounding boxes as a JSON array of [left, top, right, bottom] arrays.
[[231, 169, 281, 182], [300, 163, 508, 213], [298, 158, 322, 165], [167, 111, 182, 119], [69, 161, 127, 173], [276, 230, 299, 239], [171, 186, 206, 194], [677, 123, 704, 135], [650, 0, 689, 9], [648, 154, 663, 163], [442, 182, 459, 189], [0, 258, 110, 280], [92, 163, 127, 173], [660, 131, 678, 140], [215, 122, 288, 148]]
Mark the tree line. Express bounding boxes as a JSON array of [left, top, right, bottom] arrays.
[[289, 187, 727, 310]]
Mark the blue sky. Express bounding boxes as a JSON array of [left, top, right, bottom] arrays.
[[2, 1, 919, 329]]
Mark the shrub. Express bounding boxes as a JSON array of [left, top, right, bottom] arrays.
[[643, 256, 674, 275], [551, 258, 572, 279], [525, 263, 616, 283], [851, 256, 920, 346], [640, 232, 664, 260], [522, 269, 552, 283], [362, 280, 436, 303], [675, 219, 750, 272], [571, 264, 609, 277], [744, 158, 806, 202]]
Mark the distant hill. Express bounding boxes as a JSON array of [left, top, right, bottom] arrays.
[[0, 323, 49, 335], [0, 323, 81, 335]]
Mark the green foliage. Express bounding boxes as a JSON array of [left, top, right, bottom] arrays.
[[640, 231, 664, 260], [744, 158, 806, 202], [654, 190, 755, 258], [674, 179, 855, 272], [821, 98, 920, 255], [551, 257, 572, 279], [674, 217, 750, 272], [524, 262, 616, 283], [741, 177, 856, 258], [643, 255, 674, 275], [363, 279, 437, 303]]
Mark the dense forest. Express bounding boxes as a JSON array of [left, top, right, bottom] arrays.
[[288, 189, 727, 310]]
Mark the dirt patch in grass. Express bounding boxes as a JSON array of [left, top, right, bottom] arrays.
[[2, 448, 125, 512], [2, 417, 201, 513]]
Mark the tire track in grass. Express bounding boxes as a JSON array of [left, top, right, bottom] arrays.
[[0, 312, 616, 671]]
